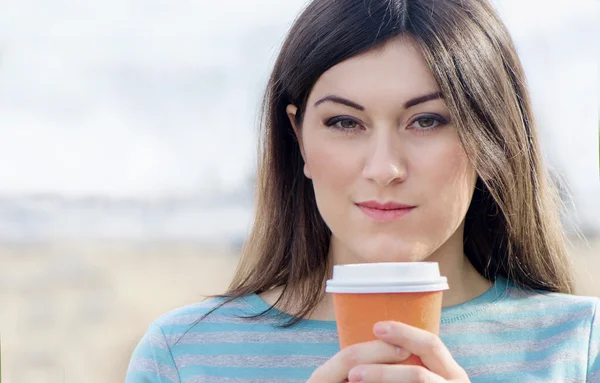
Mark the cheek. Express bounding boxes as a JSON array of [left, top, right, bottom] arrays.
[[302, 132, 362, 228], [304, 136, 359, 194], [417, 139, 476, 225]]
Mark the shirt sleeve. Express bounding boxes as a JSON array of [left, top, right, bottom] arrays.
[[588, 299, 600, 383], [125, 322, 181, 383]]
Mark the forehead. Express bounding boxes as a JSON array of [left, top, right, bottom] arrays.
[[308, 37, 442, 108]]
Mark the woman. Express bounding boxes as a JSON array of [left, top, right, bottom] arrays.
[[126, 0, 599, 382]]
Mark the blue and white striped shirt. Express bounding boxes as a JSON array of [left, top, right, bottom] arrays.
[[126, 278, 600, 382]]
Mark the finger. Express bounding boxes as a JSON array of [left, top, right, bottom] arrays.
[[307, 340, 411, 383], [373, 321, 468, 380], [348, 364, 446, 383]]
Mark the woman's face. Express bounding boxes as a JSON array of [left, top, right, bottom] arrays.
[[287, 37, 477, 265]]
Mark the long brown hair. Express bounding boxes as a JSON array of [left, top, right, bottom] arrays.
[[206, 0, 573, 327]]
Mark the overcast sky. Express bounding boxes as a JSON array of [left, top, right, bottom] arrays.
[[0, 0, 597, 203]]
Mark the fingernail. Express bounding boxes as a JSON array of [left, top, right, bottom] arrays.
[[348, 367, 364, 382], [396, 347, 411, 359], [374, 322, 390, 336]]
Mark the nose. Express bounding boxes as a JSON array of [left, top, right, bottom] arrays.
[[362, 132, 407, 186]]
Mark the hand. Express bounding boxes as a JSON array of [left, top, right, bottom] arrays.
[[307, 338, 413, 383], [351, 321, 470, 382], [307, 321, 470, 383]]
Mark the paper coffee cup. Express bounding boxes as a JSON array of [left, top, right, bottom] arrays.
[[326, 262, 448, 366]]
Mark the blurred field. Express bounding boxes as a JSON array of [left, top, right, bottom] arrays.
[[0, 238, 598, 383]]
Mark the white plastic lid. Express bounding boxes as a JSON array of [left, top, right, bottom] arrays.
[[325, 262, 449, 293]]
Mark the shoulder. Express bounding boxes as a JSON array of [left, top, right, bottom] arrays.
[[150, 295, 273, 347], [497, 282, 599, 334], [126, 297, 258, 382], [445, 283, 600, 381], [504, 282, 599, 315], [153, 295, 256, 328]]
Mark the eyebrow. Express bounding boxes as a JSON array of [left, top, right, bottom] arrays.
[[313, 91, 444, 111]]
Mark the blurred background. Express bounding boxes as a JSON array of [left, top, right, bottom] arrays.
[[0, 0, 598, 381]]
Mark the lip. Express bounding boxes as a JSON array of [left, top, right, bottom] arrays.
[[356, 200, 416, 221], [357, 201, 415, 210]]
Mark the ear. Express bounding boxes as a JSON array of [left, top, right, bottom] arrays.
[[286, 104, 312, 179]]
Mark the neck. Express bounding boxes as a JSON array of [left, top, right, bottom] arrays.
[[260, 234, 492, 322], [427, 245, 491, 307], [316, 231, 492, 320]]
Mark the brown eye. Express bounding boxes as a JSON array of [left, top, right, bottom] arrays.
[[339, 119, 358, 129], [409, 114, 448, 132], [417, 118, 435, 128], [325, 116, 363, 132]]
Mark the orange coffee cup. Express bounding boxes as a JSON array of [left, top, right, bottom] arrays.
[[325, 262, 448, 366]]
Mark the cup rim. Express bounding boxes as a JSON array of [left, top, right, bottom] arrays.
[[325, 279, 449, 293]]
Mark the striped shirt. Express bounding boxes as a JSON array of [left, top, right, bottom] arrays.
[[126, 278, 600, 382]]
